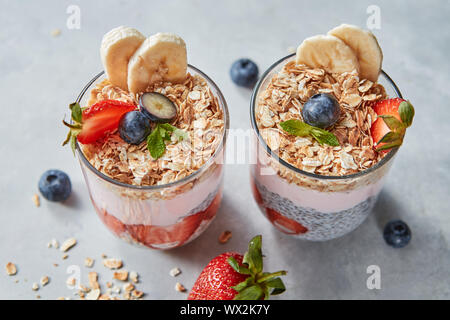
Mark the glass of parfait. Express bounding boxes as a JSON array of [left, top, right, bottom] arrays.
[[250, 53, 402, 241], [76, 65, 229, 249]]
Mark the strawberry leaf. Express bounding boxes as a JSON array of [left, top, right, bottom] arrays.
[[265, 277, 286, 295], [230, 235, 287, 300], [379, 115, 404, 131], [231, 276, 254, 292], [227, 257, 252, 275], [378, 131, 403, 144], [233, 285, 264, 300], [69, 102, 82, 123], [398, 101, 415, 127], [243, 235, 263, 274], [376, 140, 402, 152]]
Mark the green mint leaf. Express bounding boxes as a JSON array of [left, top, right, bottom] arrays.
[[310, 128, 340, 146], [147, 127, 166, 159], [158, 123, 176, 132], [233, 285, 264, 300], [398, 101, 415, 127], [69, 102, 82, 123], [173, 128, 188, 141], [280, 119, 312, 136], [379, 115, 404, 131], [280, 119, 339, 146], [243, 235, 263, 274]]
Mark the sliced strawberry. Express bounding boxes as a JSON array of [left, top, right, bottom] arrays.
[[76, 100, 136, 144], [95, 191, 221, 250], [265, 208, 308, 235], [370, 98, 415, 152]]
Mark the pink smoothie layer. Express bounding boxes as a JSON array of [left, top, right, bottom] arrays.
[[254, 162, 384, 213], [83, 165, 223, 227]]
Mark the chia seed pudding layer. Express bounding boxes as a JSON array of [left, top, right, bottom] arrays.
[[255, 180, 376, 241]]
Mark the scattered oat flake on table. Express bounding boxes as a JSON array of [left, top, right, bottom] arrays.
[[51, 239, 59, 249], [40, 276, 49, 286], [132, 290, 144, 299], [175, 282, 186, 292], [62, 254, 68, 260], [218, 230, 232, 244], [85, 288, 100, 300], [32, 194, 40, 207], [123, 283, 134, 292], [66, 277, 76, 287], [51, 29, 61, 37], [60, 238, 77, 252], [88, 272, 99, 289], [84, 257, 94, 268], [32, 283, 39, 291], [103, 258, 122, 269], [169, 267, 181, 277], [129, 271, 138, 283], [5, 262, 17, 275], [113, 270, 128, 281]]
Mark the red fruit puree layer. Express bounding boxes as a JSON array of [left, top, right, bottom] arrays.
[[251, 177, 308, 235], [93, 191, 222, 249]]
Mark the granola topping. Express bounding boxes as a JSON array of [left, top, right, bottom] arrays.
[[81, 73, 224, 187], [256, 61, 388, 177]]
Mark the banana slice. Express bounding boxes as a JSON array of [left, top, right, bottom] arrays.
[[127, 33, 187, 95], [100, 26, 146, 91], [328, 24, 383, 82], [296, 35, 360, 75]]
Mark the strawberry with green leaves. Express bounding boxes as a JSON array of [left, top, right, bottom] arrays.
[[188, 235, 287, 300], [370, 98, 415, 152], [63, 100, 136, 152]]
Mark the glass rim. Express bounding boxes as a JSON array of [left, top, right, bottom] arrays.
[[75, 65, 230, 190], [250, 53, 403, 181]]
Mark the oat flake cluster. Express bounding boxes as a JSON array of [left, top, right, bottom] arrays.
[[256, 61, 388, 176], [81, 73, 225, 186]]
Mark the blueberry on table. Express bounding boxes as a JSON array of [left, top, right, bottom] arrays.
[[38, 170, 72, 202], [383, 220, 411, 248], [301, 93, 341, 128], [139, 92, 177, 123], [118, 111, 151, 145], [230, 58, 259, 88]]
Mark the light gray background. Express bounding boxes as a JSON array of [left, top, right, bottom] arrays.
[[0, 0, 449, 300]]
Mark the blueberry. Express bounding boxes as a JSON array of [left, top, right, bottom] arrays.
[[139, 92, 177, 123], [119, 111, 151, 145], [230, 58, 259, 88], [301, 93, 341, 128], [38, 170, 72, 202], [383, 220, 411, 248]]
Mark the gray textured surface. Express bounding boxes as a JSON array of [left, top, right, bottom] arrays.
[[0, 0, 449, 300]]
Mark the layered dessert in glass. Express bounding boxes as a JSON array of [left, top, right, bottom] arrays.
[[250, 24, 414, 241], [65, 27, 228, 249]]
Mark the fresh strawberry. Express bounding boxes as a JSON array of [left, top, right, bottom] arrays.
[[63, 100, 136, 151], [370, 98, 415, 152], [265, 208, 308, 235], [188, 235, 287, 300]]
